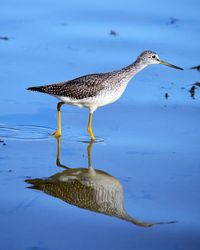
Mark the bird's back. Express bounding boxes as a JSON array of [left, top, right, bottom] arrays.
[[27, 73, 114, 99]]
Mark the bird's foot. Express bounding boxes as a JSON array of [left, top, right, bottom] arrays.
[[52, 130, 61, 138]]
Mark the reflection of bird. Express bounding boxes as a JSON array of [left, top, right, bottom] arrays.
[[27, 51, 183, 140], [26, 138, 172, 227]]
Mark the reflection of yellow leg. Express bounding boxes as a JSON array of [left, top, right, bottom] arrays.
[[87, 112, 95, 141], [55, 136, 69, 169], [87, 140, 94, 168], [56, 136, 61, 166], [53, 102, 65, 138]]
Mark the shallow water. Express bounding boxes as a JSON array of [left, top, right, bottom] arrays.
[[1, 0, 200, 249]]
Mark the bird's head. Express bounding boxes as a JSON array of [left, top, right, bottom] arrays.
[[137, 50, 183, 70]]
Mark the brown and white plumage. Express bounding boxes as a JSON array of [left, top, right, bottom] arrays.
[[27, 51, 183, 140]]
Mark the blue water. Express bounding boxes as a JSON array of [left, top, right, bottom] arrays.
[[0, 0, 200, 249]]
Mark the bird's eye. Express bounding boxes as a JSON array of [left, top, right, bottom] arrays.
[[152, 55, 156, 59]]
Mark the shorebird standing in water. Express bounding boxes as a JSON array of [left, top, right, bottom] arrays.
[[27, 51, 183, 140]]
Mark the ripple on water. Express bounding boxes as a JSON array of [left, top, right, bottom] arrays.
[[77, 136, 105, 143], [0, 125, 54, 141]]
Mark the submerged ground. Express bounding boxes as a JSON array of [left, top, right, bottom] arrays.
[[0, 0, 200, 249]]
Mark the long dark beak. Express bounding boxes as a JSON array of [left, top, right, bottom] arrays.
[[159, 60, 183, 70]]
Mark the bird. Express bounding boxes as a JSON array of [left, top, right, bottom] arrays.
[[27, 50, 183, 140]]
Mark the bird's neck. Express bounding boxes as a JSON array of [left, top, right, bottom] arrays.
[[125, 60, 147, 76], [118, 59, 148, 81]]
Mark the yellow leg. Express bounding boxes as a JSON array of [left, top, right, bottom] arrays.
[[87, 112, 95, 141], [53, 102, 65, 138]]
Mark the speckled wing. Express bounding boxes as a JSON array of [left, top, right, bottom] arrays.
[[27, 73, 110, 100]]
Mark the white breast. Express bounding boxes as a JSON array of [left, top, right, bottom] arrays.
[[55, 83, 128, 113]]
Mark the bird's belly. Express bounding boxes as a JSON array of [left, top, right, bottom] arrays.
[[96, 84, 128, 107], [55, 84, 127, 112], [95, 91, 123, 107]]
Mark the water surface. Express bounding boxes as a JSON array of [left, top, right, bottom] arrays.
[[0, 0, 200, 249]]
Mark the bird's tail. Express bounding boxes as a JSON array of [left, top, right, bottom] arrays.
[[27, 86, 46, 93], [27, 82, 66, 95]]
